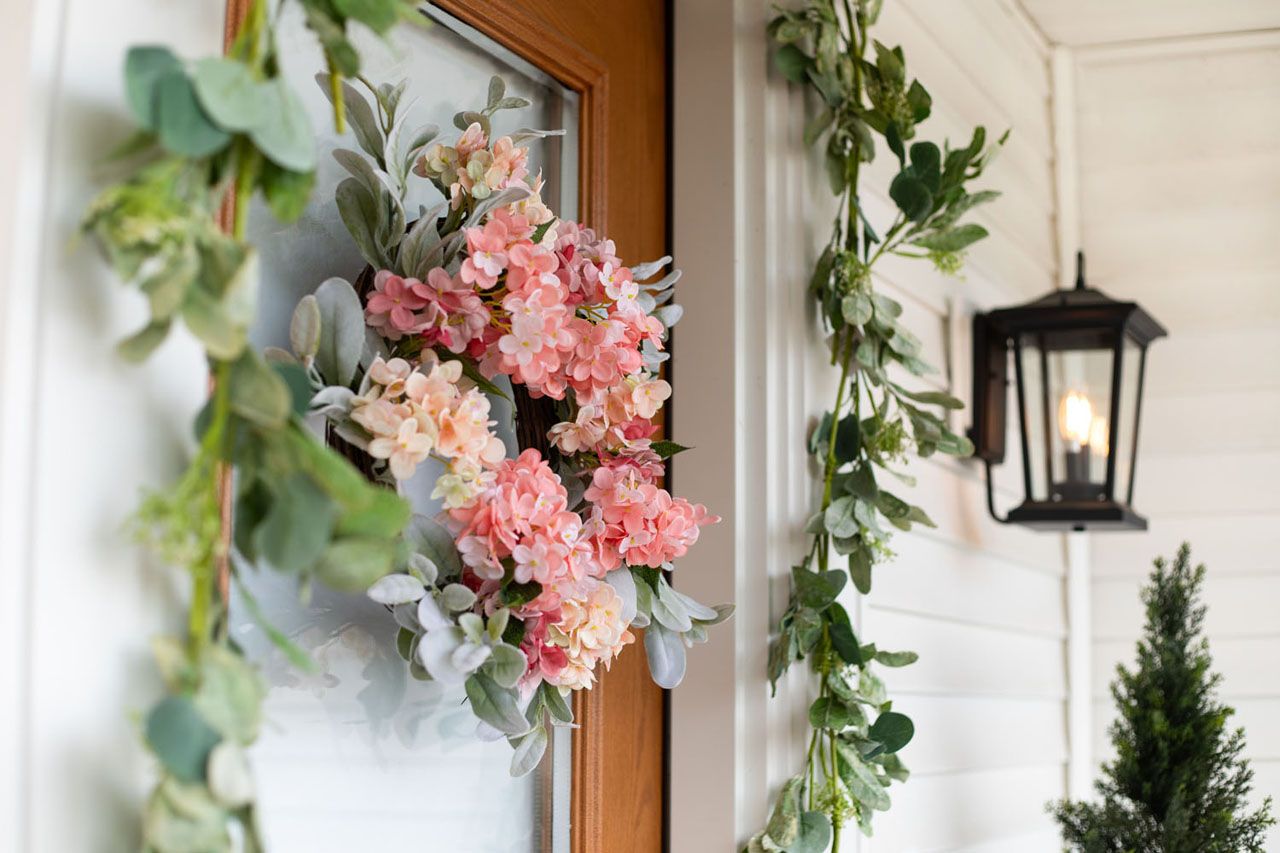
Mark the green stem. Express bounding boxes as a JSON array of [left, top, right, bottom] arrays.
[[327, 58, 347, 134], [187, 359, 232, 664]]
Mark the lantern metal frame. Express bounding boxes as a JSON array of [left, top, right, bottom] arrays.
[[970, 253, 1167, 531]]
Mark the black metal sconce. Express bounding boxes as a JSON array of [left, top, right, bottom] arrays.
[[970, 253, 1167, 531]]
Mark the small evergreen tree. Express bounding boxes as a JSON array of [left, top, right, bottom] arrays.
[[1052, 544, 1274, 851]]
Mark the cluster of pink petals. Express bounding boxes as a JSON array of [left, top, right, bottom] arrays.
[[460, 216, 664, 403], [583, 457, 719, 572], [549, 373, 671, 457], [364, 269, 490, 356], [447, 450, 635, 691], [349, 355, 504, 504], [414, 123, 538, 211]]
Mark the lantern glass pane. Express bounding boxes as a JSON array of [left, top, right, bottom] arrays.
[[1113, 335, 1144, 504], [1018, 332, 1113, 504]]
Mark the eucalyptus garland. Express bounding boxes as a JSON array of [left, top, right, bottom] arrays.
[[85, 1, 420, 849], [748, 1, 1005, 849]]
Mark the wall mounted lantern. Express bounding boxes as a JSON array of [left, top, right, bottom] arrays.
[[970, 253, 1167, 531]]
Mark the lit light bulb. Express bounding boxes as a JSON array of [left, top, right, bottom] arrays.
[[1058, 389, 1094, 447], [1089, 416, 1109, 455]]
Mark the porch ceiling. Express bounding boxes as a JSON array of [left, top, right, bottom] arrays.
[[1015, 0, 1280, 46]]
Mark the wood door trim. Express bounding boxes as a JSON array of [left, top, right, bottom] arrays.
[[432, 0, 610, 236]]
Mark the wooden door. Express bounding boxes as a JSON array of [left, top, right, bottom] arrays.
[[224, 1, 669, 851], [428, 3, 671, 850]]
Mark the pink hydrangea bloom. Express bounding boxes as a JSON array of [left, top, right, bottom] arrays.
[[365, 271, 428, 340]]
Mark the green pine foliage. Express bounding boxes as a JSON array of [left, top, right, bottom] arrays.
[[1052, 544, 1275, 852]]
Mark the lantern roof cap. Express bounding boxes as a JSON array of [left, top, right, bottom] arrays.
[[985, 252, 1167, 346]]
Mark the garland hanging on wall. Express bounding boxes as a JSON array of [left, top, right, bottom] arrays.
[[747, 1, 1005, 850], [85, 2, 726, 849]]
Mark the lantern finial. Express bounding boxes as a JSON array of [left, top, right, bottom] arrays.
[[1074, 250, 1086, 290]]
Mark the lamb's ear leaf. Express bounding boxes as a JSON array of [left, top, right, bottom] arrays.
[[465, 672, 530, 735], [509, 721, 548, 777], [643, 621, 687, 689], [312, 277, 365, 387]]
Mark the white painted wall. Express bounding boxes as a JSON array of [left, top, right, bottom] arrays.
[[1073, 32, 1280, 850], [671, 1, 1072, 850], [0, 2, 224, 851]]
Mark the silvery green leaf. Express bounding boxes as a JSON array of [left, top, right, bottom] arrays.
[[335, 178, 387, 270], [417, 626, 468, 684], [644, 621, 687, 689], [363, 326, 391, 365], [142, 778, 230, 852], [635, 291, 656, 315], [652, 578, 693, 633], [463, 185, 531, 228], [765, 776, 804, 847], [508, 127, 567, 144], [701, 603, 736, 626], [450, 640, 491, 673], [487, 643, 527, 689], [540, 683, 573, 724], [640, 269, 682, 293], [458, 612, 485, 643], [407, 552, 438, 586], [684, 624, 708, 645], [312, 277, 364, 387], [401, 124, 439, 170], [486, 76, 506, 108], [398, 204, 445, 279], [837, 743, 892, 810], [289, 294, 321, 361], [193, 644, 265, 745], [331, 418, 370, 451], [191, 57, 264, 132], [653, 303, 684, 329], [634, 568, 655, 614], [487, 608, 510, 642], [392, 602, 420, 632], [182, 285, 247, 360], [317, 76, 383, 166], [263, 346, 297, 365], [668, 586, 718, 621], [465, 672, 530, 735], [441, 583, 477, 613], [630, 255, 672, 281], [605, 568, 638, 624], [509, 723, 548, 777], [250, 78, 315, 171], [117, 319, 172, 363], [404, 515, 463, 580], [206, 741, 254, 808], [366, 573, 426, 605], [332, 148, 392, 198], [792, 812, 833, 853], [309, 385, 355, 418], [416, 595, 450, 630]]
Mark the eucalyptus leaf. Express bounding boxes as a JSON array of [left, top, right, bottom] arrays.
[[145, 696, 222, 784], [124, 46, 181, 129], [154, 70, 231, 158], [254, 474, 336, 575], [250, 79, 316, 171], [191, 58, 264, 132]]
